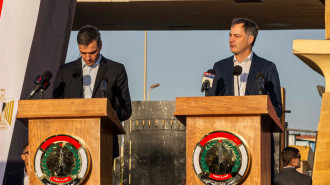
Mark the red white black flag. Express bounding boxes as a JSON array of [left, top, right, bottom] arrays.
[[0, 0, 76, 183]]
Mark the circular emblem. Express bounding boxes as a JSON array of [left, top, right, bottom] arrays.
[[34, 135, 91, 185], [193, 131, 251, 185]]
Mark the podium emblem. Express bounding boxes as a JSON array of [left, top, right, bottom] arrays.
[[193, 131, 250, 185], [35, 135, 91, 185]]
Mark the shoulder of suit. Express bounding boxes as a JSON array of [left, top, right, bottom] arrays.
[[59, 58, 81, 69], [252, 53, 276, 67], [5, 168, 24, 178], [214, 56, 233, 67], [101, 57, 125, 68]]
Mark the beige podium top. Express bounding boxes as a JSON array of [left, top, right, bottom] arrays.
[[16, 98, 125, 134], [174, 95, 283, 132]]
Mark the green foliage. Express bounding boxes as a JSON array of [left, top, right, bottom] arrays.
[[41, 144, 58, 176]]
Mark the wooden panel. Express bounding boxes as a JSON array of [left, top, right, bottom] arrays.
[[17, 99, 109, 118], [185, 116, 270, 185], [17, 98, 125, 134], [175, 96, 269, 116], [101, 126, 113, 185], [326, 0, 330, 40], [260, 117, 272, 185], [174, 96, 283, 132], [29, 118, 113, 185]]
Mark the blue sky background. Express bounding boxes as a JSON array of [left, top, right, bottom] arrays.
[[65, 30, 325, 131]]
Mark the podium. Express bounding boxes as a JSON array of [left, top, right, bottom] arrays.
[[16, 98, 125, 185], [174, 95, 283, 185]]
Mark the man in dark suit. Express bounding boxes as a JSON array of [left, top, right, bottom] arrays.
[[274, 147, 312, 185], [209, 18, 282, 118], [52, 25, 132, 158], [3, 145, 29, 185]]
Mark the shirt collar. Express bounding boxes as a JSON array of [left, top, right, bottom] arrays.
[[81, 55, 102, 68], [233, 51, 253, 64], [24, 167, 28, 177]]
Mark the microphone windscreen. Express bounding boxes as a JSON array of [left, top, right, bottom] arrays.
[[42, 71, 53, 80], [256, 72, 265, 80], [207, 69, 216, 75], [233, 65, 242, 76]]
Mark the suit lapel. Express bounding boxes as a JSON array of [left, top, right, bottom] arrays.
[[75, 59, 84, 98], [245, 53, 261, 95], [227, 59, 234, 95], [92, 57, 107, 97]]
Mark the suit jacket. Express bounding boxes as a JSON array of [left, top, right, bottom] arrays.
[[209, 53, 282, 117], [274, 167, 312, 185], [3, 168, 25, 185], [52, 56, 132, 157]]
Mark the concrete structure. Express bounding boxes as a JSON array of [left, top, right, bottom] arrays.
[[293, 1, 330, 184]]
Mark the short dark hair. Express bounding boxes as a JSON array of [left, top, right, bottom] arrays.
[[231, 18, 259, 47], [281, 147, 300, 166], [77, 25, 101, 47]]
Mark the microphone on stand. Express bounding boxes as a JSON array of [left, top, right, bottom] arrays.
[[100, 77, 108, 98], [256, 72, 265, 95], [232, 65, 242, 96], [27, 71, 53, 99], [201, 69, 216, 96]]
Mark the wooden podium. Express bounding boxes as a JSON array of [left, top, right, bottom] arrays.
[[174, 95, 283, 185], [16, 98, 125, 185]]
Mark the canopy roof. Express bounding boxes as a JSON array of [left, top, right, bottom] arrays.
[[74, 0, 325, 30]]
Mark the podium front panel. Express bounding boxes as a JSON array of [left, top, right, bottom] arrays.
[[186, 115, 271, 185], [29, 118, 113, 185]]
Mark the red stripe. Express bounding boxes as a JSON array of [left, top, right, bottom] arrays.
[[0, 0, 3, 18], [209, 173, 232, 181], [199, 132, 241, 146], [50, 176, 72, 183], [41, 135, 81, 150]]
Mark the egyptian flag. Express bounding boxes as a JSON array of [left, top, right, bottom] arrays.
[[0, 0, 76, 183]]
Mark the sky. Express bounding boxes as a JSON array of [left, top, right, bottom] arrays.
[[65, 29, 325, 131]]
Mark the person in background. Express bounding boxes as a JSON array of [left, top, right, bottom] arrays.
[[274, 147, 312, 185], [3, 144, 29, 185]]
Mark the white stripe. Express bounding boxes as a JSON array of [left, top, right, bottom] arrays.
[[193, 146, 202, 174], [35, 150, 43, 178], [0, 0, 41, 183], [238, 145, 248, 176], [78, 148, 88, 178]]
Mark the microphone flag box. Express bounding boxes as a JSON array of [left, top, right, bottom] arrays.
[[201, 72, 215, 88]]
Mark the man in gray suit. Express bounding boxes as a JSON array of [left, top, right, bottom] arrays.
[[274, 147, 312, 185]]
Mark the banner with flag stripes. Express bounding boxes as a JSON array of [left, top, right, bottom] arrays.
[[0, 0, 76, 183]]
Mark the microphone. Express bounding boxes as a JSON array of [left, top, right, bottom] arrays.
[[201, 69, 216, 96], [232, 65, 242, 96], [100, 77, 108, 98], [27, 71, 53, 99], [256, 72, 265, 95]]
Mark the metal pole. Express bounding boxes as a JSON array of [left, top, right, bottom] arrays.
[[143, 30, 147, 101]]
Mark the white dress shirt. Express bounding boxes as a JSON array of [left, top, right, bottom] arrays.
[[82, 55, 102, 98], [24, 168, 28, 185], [233, 52, 253, 96]]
